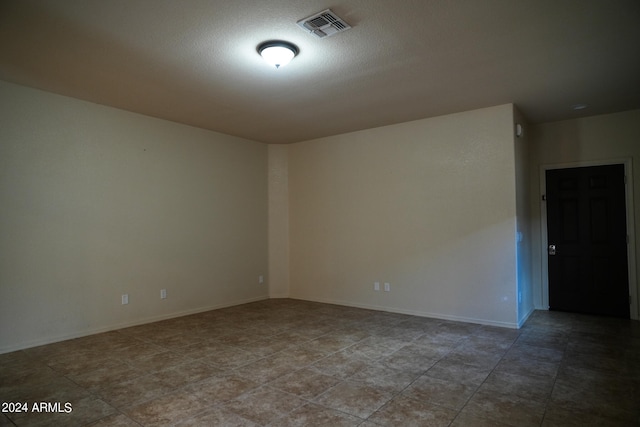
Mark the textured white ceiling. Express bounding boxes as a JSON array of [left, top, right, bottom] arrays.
[[1, 0, 639, 144]]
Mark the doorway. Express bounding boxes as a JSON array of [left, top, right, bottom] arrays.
[[545, 164, 630, 318]]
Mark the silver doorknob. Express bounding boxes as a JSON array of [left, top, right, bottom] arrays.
[[548, 244, 556, 255]]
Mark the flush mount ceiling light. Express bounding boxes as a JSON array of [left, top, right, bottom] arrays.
[[257, 41, 299, 68]]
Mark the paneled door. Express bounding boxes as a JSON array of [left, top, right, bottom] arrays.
[[546, 164, 629, 318]]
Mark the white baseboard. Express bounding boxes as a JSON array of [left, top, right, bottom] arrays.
[[3, 294, 525, 354], [268, 292, 290, 299], [0, 295, 269, 354], [288, 296, 520, 329]]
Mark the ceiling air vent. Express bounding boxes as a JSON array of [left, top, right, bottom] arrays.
[[297, 9, 351, 38]]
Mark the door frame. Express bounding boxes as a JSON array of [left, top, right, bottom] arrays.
[[539, 158, 638, 320]]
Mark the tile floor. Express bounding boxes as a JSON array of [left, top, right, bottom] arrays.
[[1, 299, 639, 426]]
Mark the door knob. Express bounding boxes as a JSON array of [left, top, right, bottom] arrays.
[[548, 244, 556, 255]]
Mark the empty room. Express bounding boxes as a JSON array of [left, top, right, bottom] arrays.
[[1, 1, 639, 426]]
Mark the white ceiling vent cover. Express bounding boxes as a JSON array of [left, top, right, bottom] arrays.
[[297, 9, 351, 38]]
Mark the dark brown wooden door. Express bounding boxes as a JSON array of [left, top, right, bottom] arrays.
[[546, 164, 629, 318]]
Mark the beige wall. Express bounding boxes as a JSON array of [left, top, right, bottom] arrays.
[[529, 109, 640, 318], [0, 81, 269, 352], [268, 145, 290, 298], [514, 107, 534, 325], [8, 74, 607, 351], [288, 104, 521, 327]]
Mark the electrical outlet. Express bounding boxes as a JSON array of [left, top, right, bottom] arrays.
[[374, 282, 380, 291], [121, 294, 129, 305], [384, 282, 391, 292], [259, 275, 264, 284], [160, 289, 167, 299]]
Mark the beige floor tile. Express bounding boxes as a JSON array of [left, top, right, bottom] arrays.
[[275, 345, 333, 367], [549, 373, 639, 421], [176, 407, 258, 426], [2, 373, 89, 404], [346, 336, 407, 360], [196, 344, 260, 369], [311, 350, 370, 379], [234, 355, 294, 383], [235, 337, 296, 357], [460, 387, 546, 427], [449, 411, 513, 427], [425, 359, 492, 387], [401, 375, 476, 410], [378, 344, 441, 374], [86, 413, 142, 426], [493, 353, 559, 379], [178, 340, 237, 360], [123, 388, 207, 426], [474, 324, 522, 342], [456, 335, 514, 353], [300, 334, 362, 354], [214, 330, 267, 347], [541, 405, 638, 427], [224, 386, 306, 425], [4, 300, 639, 427], [155, 359, 223, 388], [561, 350, 628, 376], [95, 373, 174, 408], [368, 394, 457, 426], [505, 342, 564, 363], [478, 370, 554, 403], [65, 362, 145, 391], [268, 367, 341, 399], [42, 350, 118, 376], [143, 333, 205, 352], [313, 380, 394, 419], [276, 403, 364, 426], [269, 330, 315, 346], [127, 350, 189, 373], [411, 331, 464, 347], [514, 331, 569, 351], [22, 341, 82, 362], [1, 364, 64, 399], [438, 348, 503, 370], [347, 362, 420, 393], [184, 375, 256, 404]]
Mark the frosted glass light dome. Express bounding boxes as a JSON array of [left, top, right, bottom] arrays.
[[258, 41, 299, 68]]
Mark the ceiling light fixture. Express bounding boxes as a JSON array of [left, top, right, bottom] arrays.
[[257, 41, 299, 69]]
